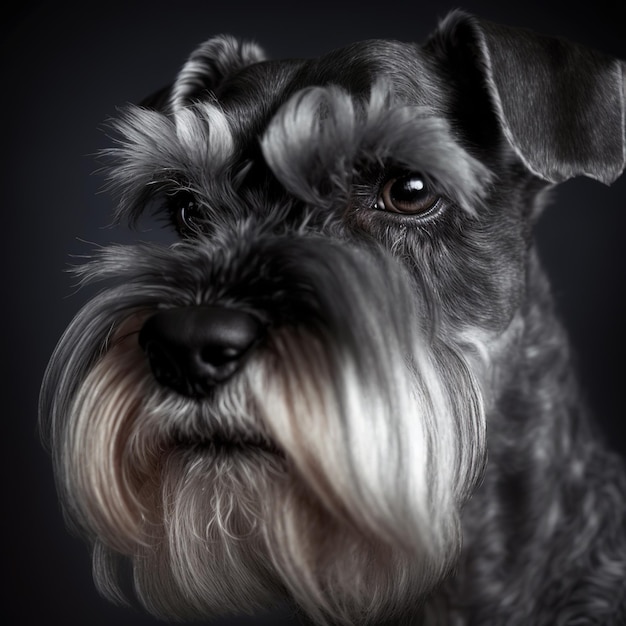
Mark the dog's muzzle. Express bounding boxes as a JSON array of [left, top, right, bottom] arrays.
[[138, 306, 265, 396]]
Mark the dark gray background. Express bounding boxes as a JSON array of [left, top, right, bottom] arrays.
[[3, 1, 625, 624]]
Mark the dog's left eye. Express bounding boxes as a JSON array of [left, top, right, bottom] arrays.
[[169, 193, 203, 237], [375, 174, 439, 215]]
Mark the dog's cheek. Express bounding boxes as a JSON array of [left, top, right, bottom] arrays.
[[402, 216, 526, 332]]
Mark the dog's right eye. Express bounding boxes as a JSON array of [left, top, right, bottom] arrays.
[[169, 193, 203, 237], [375, 173, 440, 216]]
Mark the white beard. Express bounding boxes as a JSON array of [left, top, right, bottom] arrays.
[[42, 241, 491, 625]]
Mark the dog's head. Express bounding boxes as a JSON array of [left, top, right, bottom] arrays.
[[40, 12, 625, 625]]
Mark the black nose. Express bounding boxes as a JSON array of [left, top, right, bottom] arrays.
[[138, 306, 264, 396]]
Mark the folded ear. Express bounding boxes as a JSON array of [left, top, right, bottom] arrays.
[[140, 35, 267, 112], [427, 11, 626, 185]]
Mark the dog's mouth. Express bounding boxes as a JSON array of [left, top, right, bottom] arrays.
[[173, 431, 283, 457]]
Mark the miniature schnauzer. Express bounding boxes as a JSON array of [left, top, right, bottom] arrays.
[[40, 11, 626, 625]]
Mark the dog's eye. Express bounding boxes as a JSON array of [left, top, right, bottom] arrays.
[[376, 174, 439, 215], [170, 193, 203, 237]]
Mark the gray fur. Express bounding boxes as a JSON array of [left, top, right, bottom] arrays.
[[450, 14, 626, 184], [40, 10, 626, 626], [261, 81, 492, 212]]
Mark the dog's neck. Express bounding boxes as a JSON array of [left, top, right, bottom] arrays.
[[494, 248, 590, 463], [444, 248, 616, 623]]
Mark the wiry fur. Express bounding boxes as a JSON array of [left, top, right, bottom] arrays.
[[40, 11, 626, 625], [42, 234, 490, 624]]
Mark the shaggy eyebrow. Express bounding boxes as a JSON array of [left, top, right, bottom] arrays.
[[103, 103, 236, 223], [261, 82, 492, 213]]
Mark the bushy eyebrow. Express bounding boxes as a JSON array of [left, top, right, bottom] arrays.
[[102, 81, 492, 228], [102, 103, 235, 223], [261, 81, 493, 214]]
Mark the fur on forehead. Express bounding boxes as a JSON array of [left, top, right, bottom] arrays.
[[105, 79, 491, 224]]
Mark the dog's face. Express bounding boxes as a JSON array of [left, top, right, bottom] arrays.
[[40, 12, 625, 625]]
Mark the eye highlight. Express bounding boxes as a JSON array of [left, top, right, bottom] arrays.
[[375, 173, 440, 215]]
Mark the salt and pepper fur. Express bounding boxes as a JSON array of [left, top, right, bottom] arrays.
[[40, 11, 626, 625]]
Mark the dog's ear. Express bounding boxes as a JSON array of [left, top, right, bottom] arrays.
[[140, 35, 267, 113], [426, 11, 626, 185]]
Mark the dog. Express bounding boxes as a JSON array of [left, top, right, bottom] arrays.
[[40, 10, 626, 625]]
